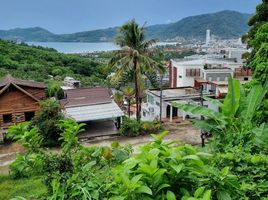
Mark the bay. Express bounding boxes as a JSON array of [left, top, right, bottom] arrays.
[[26, 42, 178, 54]]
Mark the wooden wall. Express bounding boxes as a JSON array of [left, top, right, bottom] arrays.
[[0, 85, 41, 128]]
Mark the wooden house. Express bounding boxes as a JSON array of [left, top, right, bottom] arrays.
[[0, 75, 46, 129]]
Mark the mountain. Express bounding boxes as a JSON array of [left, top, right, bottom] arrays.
[[0, 10, 251, 42], [146, 10, 251, 40], [0, 27, 59, 42]]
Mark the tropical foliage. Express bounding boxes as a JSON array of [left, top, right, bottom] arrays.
[[173, 78, 268, 151], [110, 20, 164, 121], [30, 99, 65, 147], [0, 39, 111, 86], [172, 78, 268, 199], [119, 117, 162, 136]]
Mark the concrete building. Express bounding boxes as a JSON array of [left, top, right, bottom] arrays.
[[141, 87, 216, 122], [168, 55, 251, 97]]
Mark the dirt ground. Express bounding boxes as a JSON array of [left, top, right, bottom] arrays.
[[0, 121, 201, 174], [81, 121, 201, 149]]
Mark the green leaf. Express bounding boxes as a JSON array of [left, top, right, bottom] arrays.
[[131, 174, 143, 184], [222, 78, 241, 117], [136, 186, 153, 195], [155, 183, 170, 194], [216, 191, 231, 200], [170, 163, 183, 174], [242, 81, 268, 122], [194, 187, 205, 198], [220, 167, 229, 177], [203, 96, 223, 107], [167, 191, 176, 200], [203, 190, 211, 200]]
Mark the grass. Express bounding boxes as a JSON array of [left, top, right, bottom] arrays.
[[0, 174, 47, 200]]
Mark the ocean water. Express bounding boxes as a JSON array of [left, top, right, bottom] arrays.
[[26, 42, 177, 54], [26, 42, 120, 54]]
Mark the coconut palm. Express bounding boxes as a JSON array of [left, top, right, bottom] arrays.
[[114, 92, 123, 108], [123, 86, 134, 117], [110, 20, 164, 121]]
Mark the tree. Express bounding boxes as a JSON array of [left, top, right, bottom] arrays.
[[123, 86, 134, 117], [31, 99, 65, 147], [45, 81, 65, 100], [110, 20, 164, 122], [114, 92, 123, 108], [243, 0, 268, 64]]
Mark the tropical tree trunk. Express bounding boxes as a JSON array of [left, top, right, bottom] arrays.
[[133, 58, 140, 122], [128, 99, 131, 117]]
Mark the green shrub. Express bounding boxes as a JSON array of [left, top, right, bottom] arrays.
[[31, 99, 64, 147], [119, 117, 162, 136]]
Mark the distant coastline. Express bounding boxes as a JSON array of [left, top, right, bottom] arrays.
[[26, 42, 178, 54]]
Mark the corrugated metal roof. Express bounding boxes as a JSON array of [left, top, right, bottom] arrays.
[[63, 88, 113, 107], [64, 101, 124, 122]]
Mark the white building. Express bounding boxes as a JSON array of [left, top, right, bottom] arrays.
[[62, 77, 81, 90], [141, 87, 216, 122], [168, 55, 252, 99], [205, 29, 211, 46]]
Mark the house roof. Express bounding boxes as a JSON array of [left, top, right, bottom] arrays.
[[64, 101, 124, 122], [0, 75, 46, 88], [62, 87, 113, 108], [0, 75, 46, 102]]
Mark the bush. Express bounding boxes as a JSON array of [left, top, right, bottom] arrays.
[[119, 117, 162, 136], [31, 99, 64, 147]]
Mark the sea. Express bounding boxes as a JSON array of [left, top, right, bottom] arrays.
[[26, 42, 177, 54]]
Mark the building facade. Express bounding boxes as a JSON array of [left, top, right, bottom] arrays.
[[0, 75, 46, 129]]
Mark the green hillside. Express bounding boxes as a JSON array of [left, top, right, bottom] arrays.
[[147, 10, 251, 40], [0, 40, 110, 85]]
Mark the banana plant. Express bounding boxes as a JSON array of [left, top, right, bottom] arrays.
[[172, 78, 268, 151]]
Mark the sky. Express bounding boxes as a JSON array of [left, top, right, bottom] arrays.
[[0, 0, 261, 34]]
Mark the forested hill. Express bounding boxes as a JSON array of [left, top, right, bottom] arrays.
[[0, 40, 109, 85], [146, 10, 251, 40], [0, 10, 251, 42]]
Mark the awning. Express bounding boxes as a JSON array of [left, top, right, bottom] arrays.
[[64, 101, 124, 122]]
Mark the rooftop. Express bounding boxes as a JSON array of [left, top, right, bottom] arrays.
[[148, 87, 212, 101], [0, 75, 46, 88], [62, 87, 113, 108], [172, 55, 238, 66]]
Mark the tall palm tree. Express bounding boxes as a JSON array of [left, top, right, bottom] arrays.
[[110, 20, 164, 122], [123, 86, 134, 117]]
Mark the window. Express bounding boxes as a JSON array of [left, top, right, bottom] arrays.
[[25, 112, 35, 121], [143, 111, 146, 117], [186, 68, 201, 77], [148, 95, 154, 105], [3, 114, 12, 124]]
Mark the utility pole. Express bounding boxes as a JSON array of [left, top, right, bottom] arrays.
[[200, 85, 206, 147], [159, 74, 163, 124]]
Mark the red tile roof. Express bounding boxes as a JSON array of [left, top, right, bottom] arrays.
[[62, 87, 113, 107]]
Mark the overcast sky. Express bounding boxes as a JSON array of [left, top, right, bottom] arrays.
[[0, 0, 261, 34]]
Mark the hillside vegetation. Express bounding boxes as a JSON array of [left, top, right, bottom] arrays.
[[0, 40, 111, 86]]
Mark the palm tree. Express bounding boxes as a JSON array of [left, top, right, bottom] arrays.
[[110, 20, 164, 122], [114, 92, 123, 108], [123, 86, 134, 117]]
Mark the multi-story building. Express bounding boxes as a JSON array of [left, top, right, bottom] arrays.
[[168, 55, 251, 97]]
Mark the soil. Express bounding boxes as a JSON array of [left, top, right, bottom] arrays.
[[0, 121, 201, 174]]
